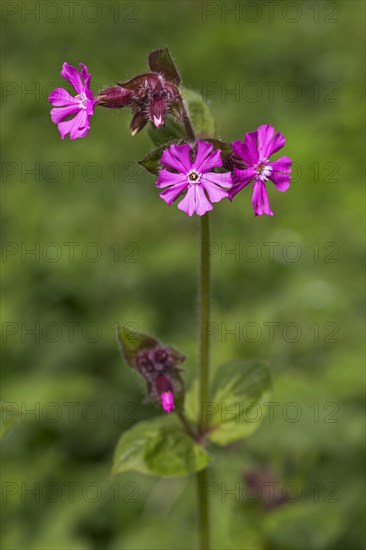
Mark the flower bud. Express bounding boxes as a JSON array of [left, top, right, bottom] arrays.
[[118, 327, 185, 413], [150, 97, 166, 128], [130, 111, 147, 136], [118, 70, 183, 132], [155, 375, 175, 413], [98, 86, 132, 108]]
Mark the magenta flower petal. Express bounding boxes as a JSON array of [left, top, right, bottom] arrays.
[[61, 62, 83, 94], [69, 110, 90, 140], [48, 88, 78, 107], [200, 149, 223, 172], [194, 186, 214, 215], [177, 186, 196, 216], [229, 167, 256, 199], [232, 133, 259, 165], [161, 145, 189, 172], [57, 109, 89, 140], [178, 185, 213, 216], [170, 144, 192, 171], [50, 104, 80, 124], [269, 156, 292, 191], [201, 181, 228, 203], [257, 125, 286, 158], [193, 141, 213, 171], [270, 172, 291, 192], [156, 169, 187, 189], [160, 182, 188, 205], [252, 181, 273, 216], [79, 63, 91, 89], [201, 171, 232, 188]]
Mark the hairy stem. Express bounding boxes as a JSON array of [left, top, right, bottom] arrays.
[[182, 104, 196, 143]]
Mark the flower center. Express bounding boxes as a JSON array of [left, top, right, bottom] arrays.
[[187, 170, 201, 184], [77, 92, 88, 110], [256, 161, 272, 182]]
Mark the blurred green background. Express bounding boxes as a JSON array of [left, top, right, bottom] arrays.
[[1, 1, 365, 549]]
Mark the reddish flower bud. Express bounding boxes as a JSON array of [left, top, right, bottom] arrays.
[[130, 111, 147, 136], [150, 97, 166, 128], [98, 86, 132, 108], [117, 68, 183, 132]]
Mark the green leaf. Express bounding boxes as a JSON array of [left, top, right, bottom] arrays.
[[118, 326, 158, 367], [204, 138, 232, 159], [148, 48, 181, 85], [138, 144, 166, 175], [181, 88, 216, 139], [147, 118, 185, 147], [207, 360, 272, 445], [112, 415, 212, 478]]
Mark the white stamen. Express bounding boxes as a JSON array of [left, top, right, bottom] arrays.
[[256, 162, 272, 182], [77, 92, 88, 110]]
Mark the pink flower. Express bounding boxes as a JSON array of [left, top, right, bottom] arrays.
[[155, 375, 175, 414], [230, 125, 292, 216], [160, 392, 175, 413], [156, 141, 233, 216], [48, 62, 99, 140]]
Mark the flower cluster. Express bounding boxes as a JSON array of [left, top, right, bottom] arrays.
[[135, 345, 185, 413], [98, 73, 183, 135], [49, 49, 295, 423], [48, 60, 292, 217], [156, 129, 292, 217]]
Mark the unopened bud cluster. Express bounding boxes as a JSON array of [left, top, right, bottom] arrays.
[[135, 346, 184, 413]]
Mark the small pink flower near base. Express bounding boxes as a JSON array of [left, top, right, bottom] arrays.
[[160, 391, 175, 413], [156, 141, 233, 216], [48, 62, 99, 140], [230, 125, 292, 216], [155, 374, 176, 414]]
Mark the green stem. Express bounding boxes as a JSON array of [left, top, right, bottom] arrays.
[[197, 213, 211, 550], [199, 213, 210, 433], [177, 410, 198, 441], [180, 106, 210, 549], [197, 468, 210, 550]]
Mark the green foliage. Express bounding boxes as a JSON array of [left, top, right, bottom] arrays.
[[181, 88, 216, 138], [118, 325, 158, 367], [147, 118, 186, 147], [185, 361, 271, 446], [113, 415, 212, 477], [148, 48, 181, 86], [207, 360, 272, 445]]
